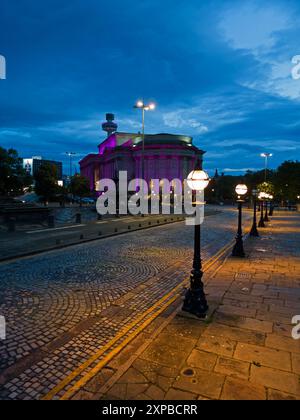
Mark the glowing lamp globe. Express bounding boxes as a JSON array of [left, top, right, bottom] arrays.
[[235, 184, 248, 196], [187, 169, 210, 191], [258, 192, 266, 200], [136, 100, 144, 108]]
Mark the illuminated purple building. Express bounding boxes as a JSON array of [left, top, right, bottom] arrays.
[[80, 114, 205, 192]]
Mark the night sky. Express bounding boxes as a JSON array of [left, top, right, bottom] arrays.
[[0, 0, 300, 175]]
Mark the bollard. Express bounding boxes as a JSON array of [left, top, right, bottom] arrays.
[[80, 234, 84, 240], [48, 215, 55, 229], [114, 228, 118, 233], [8, 217, 16, 233], [76, 213, 82, 224], [98, 231, 102, 236], [128, 226, 131, 230], [139, 223, 142, 228], [97, 214, 102, 221]]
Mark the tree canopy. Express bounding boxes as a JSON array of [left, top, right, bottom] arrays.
[[0, 147, 32, 196], [70, 175, 90, 206], [207, 161, 300, 203], [275, 161, 300, 202], [34, 163, 59, 204]]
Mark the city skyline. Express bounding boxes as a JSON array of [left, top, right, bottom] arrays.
[[1, 0, 300, 175]]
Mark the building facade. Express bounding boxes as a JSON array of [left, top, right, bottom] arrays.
[[23, 157, 63, 181], [80, 114, 205, 192]]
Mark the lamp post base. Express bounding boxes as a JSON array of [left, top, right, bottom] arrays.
[[232, 239, 245, 258], [182, 287, 209, 319], [250, 224, 259, 237], [264, 205, 270, 222]]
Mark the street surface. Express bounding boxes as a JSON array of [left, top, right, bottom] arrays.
[[0, 208, 251, 399], [0, 208, 220, 261]]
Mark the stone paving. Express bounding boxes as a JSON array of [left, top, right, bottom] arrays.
[[0, 209, 245, 399], [76, 214, 300, 401]]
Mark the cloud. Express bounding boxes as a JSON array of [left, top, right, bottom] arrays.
[[223, 167, 259, 173], [1, 0, 300, 175], [218, 1, 300, 101], [117, 118, 141, 130], [0, 129, 31, 138], [219, 1, 291, 52], [162, 111, 208, 134]]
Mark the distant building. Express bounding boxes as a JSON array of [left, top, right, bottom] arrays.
[[80, 114, 205, 192], [23, 157, 63, 180]]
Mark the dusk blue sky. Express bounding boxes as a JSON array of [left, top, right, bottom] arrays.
[[0, 0, 300, 175]]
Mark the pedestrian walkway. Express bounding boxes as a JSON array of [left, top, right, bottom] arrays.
[[72, 214, 300, 400]]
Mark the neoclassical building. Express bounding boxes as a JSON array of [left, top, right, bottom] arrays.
[[80, 114, 205, 192]]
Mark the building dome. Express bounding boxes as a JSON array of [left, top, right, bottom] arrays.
[[80, 115, 205, 191]]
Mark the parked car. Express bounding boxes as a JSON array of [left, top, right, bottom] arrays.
[[81, 197, 96, 204]]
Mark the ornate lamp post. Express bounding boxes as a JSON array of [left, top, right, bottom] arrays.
[[269, 195, 274, 216], [232, 184, 248, 258], [258, 192, 266, 228], [250, 189, 259, 237], [182, 163, 210, 319]]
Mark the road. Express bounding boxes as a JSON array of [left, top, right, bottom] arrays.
[[0, 209, 219, 261], [0, 207, 252, 399]]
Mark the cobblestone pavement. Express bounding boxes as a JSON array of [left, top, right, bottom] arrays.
[[0, 208, 249, 399], [86, 214, 299, 401]]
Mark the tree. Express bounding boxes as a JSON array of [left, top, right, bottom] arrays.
[[56, 185, 69, 207], [216, 175, 239, 201], [70, 175, 90, 206], [274, 161, 300, 203], [257, 182, 275, 195], [244, 169, 275, 193], [0, 147, 32, 196], [35, 163, 59, 205]]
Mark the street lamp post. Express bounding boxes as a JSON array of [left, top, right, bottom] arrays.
[[182, 163, 210, 319], [66, 152, 76, 179], [264, 194, 270, 222], [258, 192, 266, 228], [250, 189, 259, 237], [134, 100, 156, 182], [261, 153, 273, 182], [232, 184, 248, 258]]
